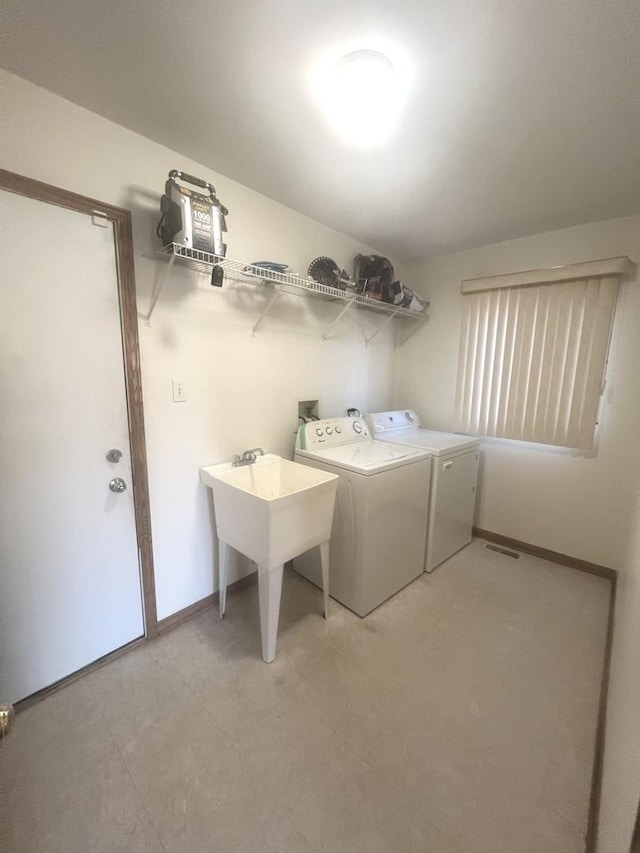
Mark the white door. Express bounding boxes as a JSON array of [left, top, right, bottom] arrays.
[[0, 190, 145, 704]]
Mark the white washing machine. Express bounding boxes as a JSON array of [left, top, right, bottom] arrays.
[[293, 416, 432, 617], [366, 410, 479, 572]]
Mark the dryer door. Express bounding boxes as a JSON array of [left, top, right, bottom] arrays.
[[427, 449, 479, 572]]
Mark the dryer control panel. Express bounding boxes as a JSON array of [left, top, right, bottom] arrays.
[[366, 409, 422, 435], [296, 417, 370, 450]]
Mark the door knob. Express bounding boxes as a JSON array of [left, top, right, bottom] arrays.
[[109, 478, 127, 493], [106, 449, 123, 463]]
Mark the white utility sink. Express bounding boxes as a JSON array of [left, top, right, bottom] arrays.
[[200, 454, 338, 662]]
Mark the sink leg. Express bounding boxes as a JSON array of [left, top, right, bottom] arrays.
[[319, 541, 330, 619], [218, 540, 229, 618], [257, 564, 284, 663]]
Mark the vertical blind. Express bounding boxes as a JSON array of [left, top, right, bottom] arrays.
[[454, 257, 634, 450]]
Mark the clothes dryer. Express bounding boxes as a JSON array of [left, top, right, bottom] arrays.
[[366, 410, 479, 572]]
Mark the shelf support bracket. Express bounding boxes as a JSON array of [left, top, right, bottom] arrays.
[[251, 285, 283, 335], [394, 316, 429, 348], [321, 300, 354, 341], [145, 252, 176, 326], [363, 306, 403, 346]]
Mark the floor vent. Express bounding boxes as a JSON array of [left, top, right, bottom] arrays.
[[483, 542, 521, 559]]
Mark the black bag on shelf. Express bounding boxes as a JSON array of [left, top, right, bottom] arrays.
[[353, 253, 428, 313], [353, 254, 395, 301]]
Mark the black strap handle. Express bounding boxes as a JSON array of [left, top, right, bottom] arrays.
[[168, 170, 217, 199]]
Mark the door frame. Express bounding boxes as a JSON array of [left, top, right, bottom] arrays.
[[0, 168, 158, 642], [632, 797, 640, 852]]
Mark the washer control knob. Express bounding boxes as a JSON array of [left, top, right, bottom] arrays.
[[405, 411, 414, 421], [316, 428, 324, 437], [352, 421, 363, 434], [335, 426, 342, 434], [326, 426, 333, 435]]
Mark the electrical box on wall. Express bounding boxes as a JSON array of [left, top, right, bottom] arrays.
[[297, 399, 321, 426]]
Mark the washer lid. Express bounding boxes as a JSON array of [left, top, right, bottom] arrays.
[[379, 428, 479, 456], [296, 439, 431, 475]]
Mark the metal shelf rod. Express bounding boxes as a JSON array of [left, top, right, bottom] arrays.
[[395, 316, 428, 348], [321, 300, 354, 341], [153, 244, 429, 346], [145, 251, 176, 325], [251, 287, 283, 336], [363, 306, 403, 346]]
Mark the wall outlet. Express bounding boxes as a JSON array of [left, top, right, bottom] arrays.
[[172, 379, 187, 402]]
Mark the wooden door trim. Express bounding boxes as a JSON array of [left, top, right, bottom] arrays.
[[586, 574, 616, 851], [0, 168, 158, 639]]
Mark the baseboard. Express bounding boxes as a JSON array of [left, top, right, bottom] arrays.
[[585, 574, 617, 852], [473, 528, 617, 581], [15, 636, 147, 712], [156, 572, 258, 635], [157, 593, 217, 635]]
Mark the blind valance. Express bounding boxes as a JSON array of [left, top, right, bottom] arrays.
[[461, 255, 635, 295]]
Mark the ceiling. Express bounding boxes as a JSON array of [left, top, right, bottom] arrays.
[[2, 0, 640, 259]]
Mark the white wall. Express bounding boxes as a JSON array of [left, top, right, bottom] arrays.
[[396, 219, 640, 850], [600, 491, 640, 852], [396, 217, 640, 570], [2, 70, 400, 619]]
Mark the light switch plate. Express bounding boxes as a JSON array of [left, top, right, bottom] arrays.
[[172, 379, 186, 402]]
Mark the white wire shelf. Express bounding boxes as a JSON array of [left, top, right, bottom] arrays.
[[147, 243, 429, 346]]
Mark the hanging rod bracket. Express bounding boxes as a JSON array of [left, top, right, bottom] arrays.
[[145, 251, 176, 325], [363, 306, 403, 346], [251, 285, 283, 335], [321, 300, 354, 341], [394, 315, 429, 348]]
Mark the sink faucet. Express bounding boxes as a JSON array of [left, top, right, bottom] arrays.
[[232, 447, 265, 467]]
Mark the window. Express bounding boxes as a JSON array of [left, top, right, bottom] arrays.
[[454, 256, 635, 450]]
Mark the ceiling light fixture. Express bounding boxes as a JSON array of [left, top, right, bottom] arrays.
[[336, 49, 395, 102], [312, 47, 407, 147]]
